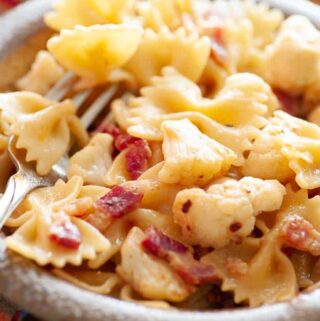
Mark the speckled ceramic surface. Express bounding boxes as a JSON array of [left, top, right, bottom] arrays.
[[1, 1, 320, 320]]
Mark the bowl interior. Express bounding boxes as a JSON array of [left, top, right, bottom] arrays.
[[1, 1, 320, 321]]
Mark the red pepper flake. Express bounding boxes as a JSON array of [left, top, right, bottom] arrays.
[[142, 227, 220, 286], [229, 222, 242, 233], [210, 27, 228, 67], [280, 215, 320, 256], [125, 139, 151, 180], [182, 200, 192, 213], [273, 89, 302, 117], [49, 220, 81, 249], [94, 185, 143, 219]]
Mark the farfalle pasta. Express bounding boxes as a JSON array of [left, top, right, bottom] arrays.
[[16, 51, 65, 95], [3, 0, 320, 313], [48, 24, 143, 84], [45, 0, 135, 31]]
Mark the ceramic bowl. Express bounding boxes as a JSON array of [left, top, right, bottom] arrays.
[[1, 1, 320, 320]]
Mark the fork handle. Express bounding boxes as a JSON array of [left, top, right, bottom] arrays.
[[0, 172, 40, 229]]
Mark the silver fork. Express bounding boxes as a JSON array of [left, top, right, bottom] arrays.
[[0, 73, 119, 229]]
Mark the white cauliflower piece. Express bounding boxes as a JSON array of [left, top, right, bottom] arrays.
[[159, 119, 237, 185], [116, 227, 190, 302], [16, 51, 64, 95], [264, 15, 320, 95], [239, 177, 286, 214], [173, 177, 286, 248], [241, 128, 294, 182]]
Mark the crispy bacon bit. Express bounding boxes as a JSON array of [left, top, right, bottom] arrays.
[[210, 27, 228, 67], [142, 227, 220, 286], [280, 215, 320, 256], [97, 123, 121, 138], [98, 122, 151, 179], [115, 134, 142, 152], [230, 222, 242, 233], [125, 140, 151, 180], [273, 89, 302, 117], [1, 0, 20, 8], [142, 226, 188, 255], [49, 220, 81, 249], [182, 200, 192, 213], [94, 186, 143, 219]]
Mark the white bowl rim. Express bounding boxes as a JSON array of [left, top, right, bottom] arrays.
[[1, 1, 320, 320]]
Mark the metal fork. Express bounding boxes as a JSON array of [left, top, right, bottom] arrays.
[[0, 72, 119, 229]]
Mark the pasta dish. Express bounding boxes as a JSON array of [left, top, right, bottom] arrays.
[[2, 0, 320, 311]]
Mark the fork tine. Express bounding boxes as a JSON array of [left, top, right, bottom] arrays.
[[72, 89, 92, 109], [80, 85, 118, 129], [45, 72, 76, 101]]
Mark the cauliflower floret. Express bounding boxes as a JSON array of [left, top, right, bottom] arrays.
[[116, 227, 191, 302], [68, 133, 113, 186], [173, 177, 286, 248], [240, 176, 286, 213], [159, 119, 237, 185], [241, 129, 294, 182], [16, 51, 64, 95], [264, 15, 320, 95]]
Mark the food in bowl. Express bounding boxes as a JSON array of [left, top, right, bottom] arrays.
[[1, 0, 320, 311]]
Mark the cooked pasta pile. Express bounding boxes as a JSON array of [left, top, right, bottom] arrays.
[[2, 0, 320, 310]]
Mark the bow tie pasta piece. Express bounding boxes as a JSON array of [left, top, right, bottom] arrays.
[[216, 186, 320, 306], [126, 111, 256, 166], [125, 26, 210, 86], [240, 0, 284, 49], [137, 0, 194, 31], [45, 0, 135, 31], [48, 24, 143, 84], [173, 177, 286, 249], [138, 68, 278, 127], [116, 227, 192, 302], [273, 111, 320, 189], [264, 15, 320, 95], [159, 119, 236, 185], [68, 133, 113, 186], [16, 51, 65, 95], [0, 92, 88, 175], [242, 111, 320, 189], [202, 231, 297, 307], [203, 0, 283, 49], [5, 176, 111, 268]]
